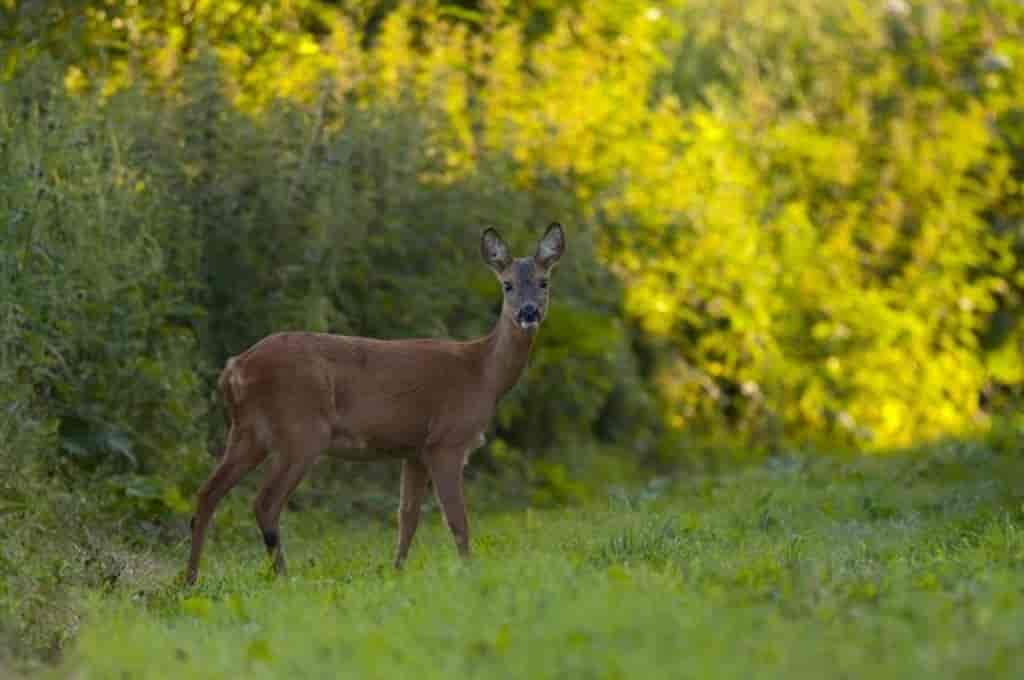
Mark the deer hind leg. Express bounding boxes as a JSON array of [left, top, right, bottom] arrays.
[[187, 424, 267, 585], [394, 458, 430, 569], [253, 422, 329, 577], [427, 449, 471, 558]]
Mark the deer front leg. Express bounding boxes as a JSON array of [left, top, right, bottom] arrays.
[[394, 458, 430, 568], [427, 449, 470, 558]]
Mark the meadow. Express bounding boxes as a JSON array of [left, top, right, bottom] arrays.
[[33, 440, 1024, 679]]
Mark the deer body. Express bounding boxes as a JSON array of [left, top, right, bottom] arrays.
[[185, 223, 564, 585], [221, 320, 532, 461]]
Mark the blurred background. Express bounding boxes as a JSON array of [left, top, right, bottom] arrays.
[[1, 0, 1022, 514]]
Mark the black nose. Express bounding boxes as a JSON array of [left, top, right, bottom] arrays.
[[518, 304, 540, 324]]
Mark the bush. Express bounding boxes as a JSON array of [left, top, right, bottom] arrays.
[[0, 60, 207, 485], [0, 53, 657, 496]]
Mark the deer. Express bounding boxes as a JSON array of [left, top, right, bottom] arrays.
[[185, 223, 566, 585]]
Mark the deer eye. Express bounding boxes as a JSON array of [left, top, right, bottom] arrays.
[[503, 281, 514, 292], [539, 279, 548, 289]]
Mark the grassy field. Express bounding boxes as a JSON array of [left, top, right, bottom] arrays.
[[24, 442, 1024, 678]]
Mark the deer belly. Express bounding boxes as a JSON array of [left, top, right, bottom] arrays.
[[325, 429, 368, 459], [326, 423, 421, 461], [326, 433, 410, 461]]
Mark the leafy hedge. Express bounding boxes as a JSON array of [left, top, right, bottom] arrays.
[[3, 1, 1023, 499], [0, 55, 653, 519]]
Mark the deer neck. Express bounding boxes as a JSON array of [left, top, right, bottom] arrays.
[[482, 312, 536, 400]]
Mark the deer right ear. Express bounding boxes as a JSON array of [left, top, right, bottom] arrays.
[[481, 228, 512, 272]]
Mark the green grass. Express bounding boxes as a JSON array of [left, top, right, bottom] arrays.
[[35, 444, 1024, 678]]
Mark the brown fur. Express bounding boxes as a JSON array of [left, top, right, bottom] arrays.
[[185, 224, 565, 584]]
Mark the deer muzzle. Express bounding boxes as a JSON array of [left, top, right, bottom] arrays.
[[517, 304, 541, 329]]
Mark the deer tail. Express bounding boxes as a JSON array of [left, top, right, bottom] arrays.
[[218, 356, 246, 409], [212, 357, 247, 459]]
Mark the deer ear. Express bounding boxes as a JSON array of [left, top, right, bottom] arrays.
[[536, 222, 565, 269], [481, 228, 512, 272]]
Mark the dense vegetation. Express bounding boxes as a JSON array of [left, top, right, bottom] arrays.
[[1, 0, 1023, 673]]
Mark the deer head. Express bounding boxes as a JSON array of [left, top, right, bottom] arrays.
[[481, 222, 566, 331]]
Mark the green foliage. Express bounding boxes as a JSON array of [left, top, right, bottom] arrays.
[[582, 0, 1024, 449], [0, 42, 650, 513], [7, 0, 1023, 457], [153, 52, 644, 467], [0, 60, 206, 478]]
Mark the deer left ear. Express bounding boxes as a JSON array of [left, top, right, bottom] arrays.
[[536, 222, 565, 269]]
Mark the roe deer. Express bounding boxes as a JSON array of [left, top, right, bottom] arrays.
[[185, 223, 566, 584]]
